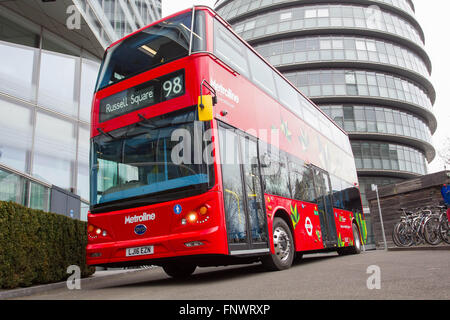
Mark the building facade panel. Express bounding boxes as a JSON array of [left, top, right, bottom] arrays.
[[254, 35, 430, 80], [231, 4, 425, 48], [216, 0, 417, 22], [284, 69, 432, 110], [320, 104, 432, 145], [74, 0, 162, 47]]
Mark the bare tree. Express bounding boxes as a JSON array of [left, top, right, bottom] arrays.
[[437, 137, 450, 170]]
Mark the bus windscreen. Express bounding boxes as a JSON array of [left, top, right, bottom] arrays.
[[90, 108, 212, 207]]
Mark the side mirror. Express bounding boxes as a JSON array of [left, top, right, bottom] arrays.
[[198, 80, 217, 122], [198, 95, 214, 122]]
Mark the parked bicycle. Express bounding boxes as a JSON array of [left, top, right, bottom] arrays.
[[392, 184, 450, 247], [392, 206, 446, 247]]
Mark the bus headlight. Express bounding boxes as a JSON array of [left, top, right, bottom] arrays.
[[187, 212, 198, 224]]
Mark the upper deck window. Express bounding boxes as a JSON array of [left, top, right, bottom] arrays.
[[214, 20, 250, 78], [95, 11, 205, 91]]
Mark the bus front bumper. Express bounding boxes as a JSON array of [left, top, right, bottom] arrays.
[[86, 225, 228, 266]]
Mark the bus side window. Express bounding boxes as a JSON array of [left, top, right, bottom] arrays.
[[259, 148, 290, 198], [290, 159, 316, 203], [277, 153, 291, 198], [330, 175, 344, 209]]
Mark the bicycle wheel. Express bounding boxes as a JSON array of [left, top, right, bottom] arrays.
[[439, 218, 450, 245], [394, 222, 413, 247], [423, 217, 442, 246], [412, 218, 425, 245], [392, 222, 404, 247]]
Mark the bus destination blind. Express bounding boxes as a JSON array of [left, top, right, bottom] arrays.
[[99, 70, 185, 123]]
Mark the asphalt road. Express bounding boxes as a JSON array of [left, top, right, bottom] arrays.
[[15, 250, 450, 300]]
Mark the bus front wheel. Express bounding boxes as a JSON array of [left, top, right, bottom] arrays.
[[162, 263, 196, 279], [262, 217, 294, 271]]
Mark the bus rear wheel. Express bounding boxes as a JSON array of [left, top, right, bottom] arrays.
[[162, 263, 196, 279], [337, 223, 362, 256], [262, 217, 294, 271], [348, 223, 362, 254]]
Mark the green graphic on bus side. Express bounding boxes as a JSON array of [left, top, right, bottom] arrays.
[[338, 233, 345, 247], [298, 127, 310, 151], [354, 212, 368, 245], [280, 119, 292, 141], [290, 204, 300, 230]]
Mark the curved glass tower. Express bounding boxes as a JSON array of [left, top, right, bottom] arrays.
[[215, 0, 436, 246]]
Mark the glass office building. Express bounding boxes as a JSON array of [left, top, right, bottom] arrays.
[[0, 1, 161, 220], [215, 0, 436, 247], [74, 0, 162, 49]]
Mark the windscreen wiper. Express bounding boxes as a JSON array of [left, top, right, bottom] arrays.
[[97, 128, 116, 139], [137, 112, 197, 131], [137, 113, 156, 129]]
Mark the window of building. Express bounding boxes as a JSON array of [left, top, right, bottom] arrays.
[[33, 112, 77, 190], [0, 12, 40, 48], [0, 97, 33, 173]]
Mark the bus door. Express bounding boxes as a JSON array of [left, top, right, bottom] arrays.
[[312, 167, 338, 247], [218, 124, 270, 255]]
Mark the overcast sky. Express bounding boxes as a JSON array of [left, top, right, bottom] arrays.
[[163, 1, 450, 173]]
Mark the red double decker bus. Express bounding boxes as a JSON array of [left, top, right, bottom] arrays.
[[87, 6, 367, 278]]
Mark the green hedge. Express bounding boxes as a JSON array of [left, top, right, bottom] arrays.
[[0, 201, 95, 289]]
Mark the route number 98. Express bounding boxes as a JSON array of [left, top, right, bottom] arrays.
[[162, 75, 183, 98]]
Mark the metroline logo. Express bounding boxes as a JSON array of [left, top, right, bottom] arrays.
[[124, 212, 156, 224], [210, 79, 240, 104]]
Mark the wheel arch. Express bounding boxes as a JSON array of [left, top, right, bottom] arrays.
[[351, 218, 362, 240], [272, 208, 297, 251]]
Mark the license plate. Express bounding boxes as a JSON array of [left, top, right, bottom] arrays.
[[126, 245, 154, 257]]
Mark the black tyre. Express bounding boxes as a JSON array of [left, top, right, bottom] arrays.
[[395, 222, 413, 247], [294, 252, 303, 263], [262, 217, 294, 271], [162, 263, 196, 279], [423, 217, 442, 246], [392, 222, 403, 247], [347, 223, 362, 254], [337, 247, 349, 256], [439, 218, 450, 244]]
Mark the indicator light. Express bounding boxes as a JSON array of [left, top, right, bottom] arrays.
[[87, 224, 94, 233], [199, 206, 208, 215]]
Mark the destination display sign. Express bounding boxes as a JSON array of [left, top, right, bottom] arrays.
[[99, 70, 185, 123]]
